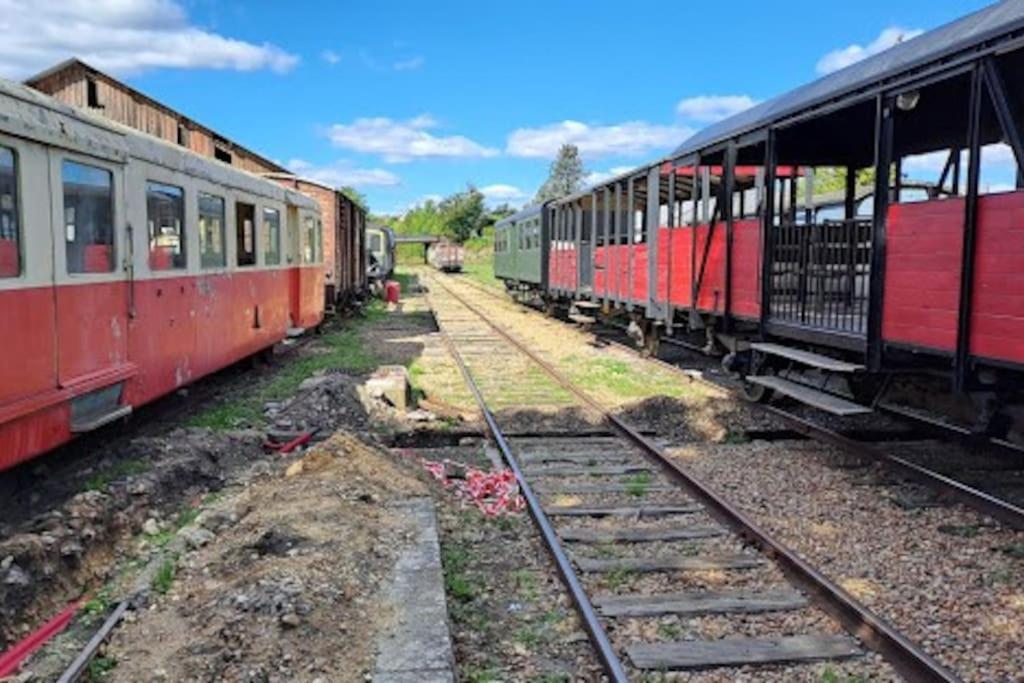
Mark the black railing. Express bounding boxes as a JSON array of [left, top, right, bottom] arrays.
[[768, 218, 872, 335]]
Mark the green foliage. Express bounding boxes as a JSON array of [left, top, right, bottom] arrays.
[[535, 144, 587, 202], [339, 186, 369, 212], [625, 471, 652, 497], [152, 557, 177, 594], [83, 585, 115, 617], [88, 655, 118, 679], [83, 459, 149, 493], [439, 185, 487, 243]]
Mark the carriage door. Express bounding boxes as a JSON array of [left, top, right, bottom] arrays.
[[578, 198, 594, 295], [49, 151, 132, 428]]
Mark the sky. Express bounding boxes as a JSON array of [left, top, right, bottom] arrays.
[[0, 0, 998, 215]]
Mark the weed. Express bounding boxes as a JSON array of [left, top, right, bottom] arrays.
[[83, 459, 149, 492], [531, 673, 570, 683], [514, 624, 542, 648], [88, 655, 117, 679], [819, 669, 867, 683], [938, 524, 982, 538], [626, 471, 652, 497], [511, 568, 538, 599], [152, 557, 177, 594], [83, 584, 114, 617], [464, 663, 502, 683], [722, 429, 750, 444], [997, 542, 1024, 559], [658, 622, 683, 639], [442, 544, 476, 602], [605, 568, 634, 589]]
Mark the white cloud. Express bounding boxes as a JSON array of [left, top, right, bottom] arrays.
[[393, 56, 425, 71], [506, 120, 692, 160], [479, 184, 528, 208], [0, 0, 299, 79], [326, 115, 498, 163], [584, 166, 637, 186], [286, 159, 400, 188], [321, 50, 342, 65], [676, 95, 758, 123], [816, 26, 923, 75]]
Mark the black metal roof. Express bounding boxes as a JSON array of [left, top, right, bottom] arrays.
[[673, 0, 1024, 158], [495, 203, 544, 227]]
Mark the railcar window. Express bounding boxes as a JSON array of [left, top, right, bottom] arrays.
[[263, 207, 281, 265], [235, 202, 256, 267], [0, 147, 20, 278], [146, 182, 185, 270], [62, 160, 114, 274], [198, 193, 226, 268], [302, 215, 316, 264]]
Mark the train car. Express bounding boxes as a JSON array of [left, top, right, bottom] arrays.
[[266, 174, 368, 310], [0, 76, 323, 471], [366, 225, 396, 282], [509, 2, 1024, 438], [494, 205, 548, 292], [427, 239, 465, 273]]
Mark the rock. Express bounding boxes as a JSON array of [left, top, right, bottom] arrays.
[[152, 668, 168, 680], [60, 540, 84, 558], [279, 612, 301, 629], [142, 518, 161, 536], [177, 526, 215, 549], [4, 564, 30, 586], [298, 375, 334, 392], [406, 409, 436, 422], [284, 461, 304, 478], [0, 555, 12, 570], [196, 509, 238, 533], [364, 366, 413, 411]]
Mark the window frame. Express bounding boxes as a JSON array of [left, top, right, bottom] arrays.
[[262, 205, 282, 266], [0, 144, 22, 280], [60, 157, 117, 277], [145, 180, 186, 272], [198, 191, 227, 270]]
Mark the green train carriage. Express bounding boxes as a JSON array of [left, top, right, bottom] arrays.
[[494, 204, 548, 292]]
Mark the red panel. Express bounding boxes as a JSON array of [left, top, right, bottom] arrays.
[[0, 239, 17, 277], [695, 224, 727, 313], [593, 246, 608, 296], [882, 198, 965, 351], [0, 403, 70, 471], [732, 219, 761, 319], [631, 243, 648, 302], [55, 281, 128, 384], [668, 228, 694, 308], [970, 190, 1024, 363], [548, 248, 577, 292], [289, 266, 325, 330], [0, 286, 57, 405]]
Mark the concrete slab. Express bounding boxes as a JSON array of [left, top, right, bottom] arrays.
[[372, 498, 455, 683]]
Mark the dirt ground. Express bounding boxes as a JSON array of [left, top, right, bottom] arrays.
[[103, 432, 429, 683]]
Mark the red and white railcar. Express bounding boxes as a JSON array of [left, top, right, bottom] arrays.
[[0, 79, 323, 471]]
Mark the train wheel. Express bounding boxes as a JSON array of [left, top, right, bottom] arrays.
[[640, 324, 660, 358], [741, 355, 775, 403]]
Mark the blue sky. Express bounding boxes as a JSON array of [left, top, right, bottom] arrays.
[[0, 0, 995, 214]]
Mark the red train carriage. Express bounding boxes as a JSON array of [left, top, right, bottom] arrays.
[[519, 2, 1024, 435], [0, 79, 323, 471]]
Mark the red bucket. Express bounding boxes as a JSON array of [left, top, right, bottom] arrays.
[[385, 280, 401, 304]]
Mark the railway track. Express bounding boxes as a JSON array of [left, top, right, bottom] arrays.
[[452, 274, 1024, 532], [424, 273, 958, 681]]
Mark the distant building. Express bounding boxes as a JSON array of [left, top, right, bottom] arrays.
[[25, 58, 286, 175]]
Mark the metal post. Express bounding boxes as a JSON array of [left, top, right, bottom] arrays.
[[760, 132, 777, 331], [627, 178, 635, 308], [723, 144, 737, 330], [590, 191, 598, 301], [613, 183, 622, 303], [867, 95, 894, 371], [647, 165, 661, 317], [955, 63, 985, 393], [666, 163, 676, 328], [602, 187, 610, 307]]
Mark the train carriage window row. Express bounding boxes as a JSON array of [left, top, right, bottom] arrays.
[[0, 146, 19, 278], [63, 160, 115, 275], [198, 192, 226, 269], [146, 181, 185, 271]]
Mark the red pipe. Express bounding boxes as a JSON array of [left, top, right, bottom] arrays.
[[0, 600, 81, 676]]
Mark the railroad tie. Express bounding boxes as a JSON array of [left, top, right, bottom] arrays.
[[546, 505, 702, 518], [574, 554, 762, 573], [626, 635, 862, 670], [592, 589, 807, 618], [558, 525, 723, 543]]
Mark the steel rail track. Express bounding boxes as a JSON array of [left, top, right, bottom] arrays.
[[452, 274, 1024, 532], [421, 284, 630, 682], [429, 273, 960, 683]]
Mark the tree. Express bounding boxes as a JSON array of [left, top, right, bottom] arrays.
[[535, 144, 587, 203], [439, 185, 487, 242], [338, 186, 369, 212]]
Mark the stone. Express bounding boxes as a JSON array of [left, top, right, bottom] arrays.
[[279, 612, 301, 628], [4, 564, 30, 586], [365, 366, 414, 411], [177, 526, 215, 549], [142, 518, 161, 536]]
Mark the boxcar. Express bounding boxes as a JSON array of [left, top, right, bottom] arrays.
[[366, 225, 396, 282], [0, 77, 323, 471], [427, 239, 464, 273]]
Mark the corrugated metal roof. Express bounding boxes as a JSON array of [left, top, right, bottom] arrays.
[[673, 0, 1024, 157], [495, 203, 545, 227]]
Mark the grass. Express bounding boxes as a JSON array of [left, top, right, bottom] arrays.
[[462, 261, 502, 290], [564, 355, 690, 402], [82, 584, 115, 617], [151, 556, 177, 594], [441, 544, 477, 602], [144, 504, 201, 548], [189, 302, 386, 430], [604, 567, 634, 589], [998, 542, 1024, 559], [625, 471, 652, 497], [88, 655, 118, 679], [820, 669, 868, 683], [657, 622, 683, 640], [83, 458, 149, 492]]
